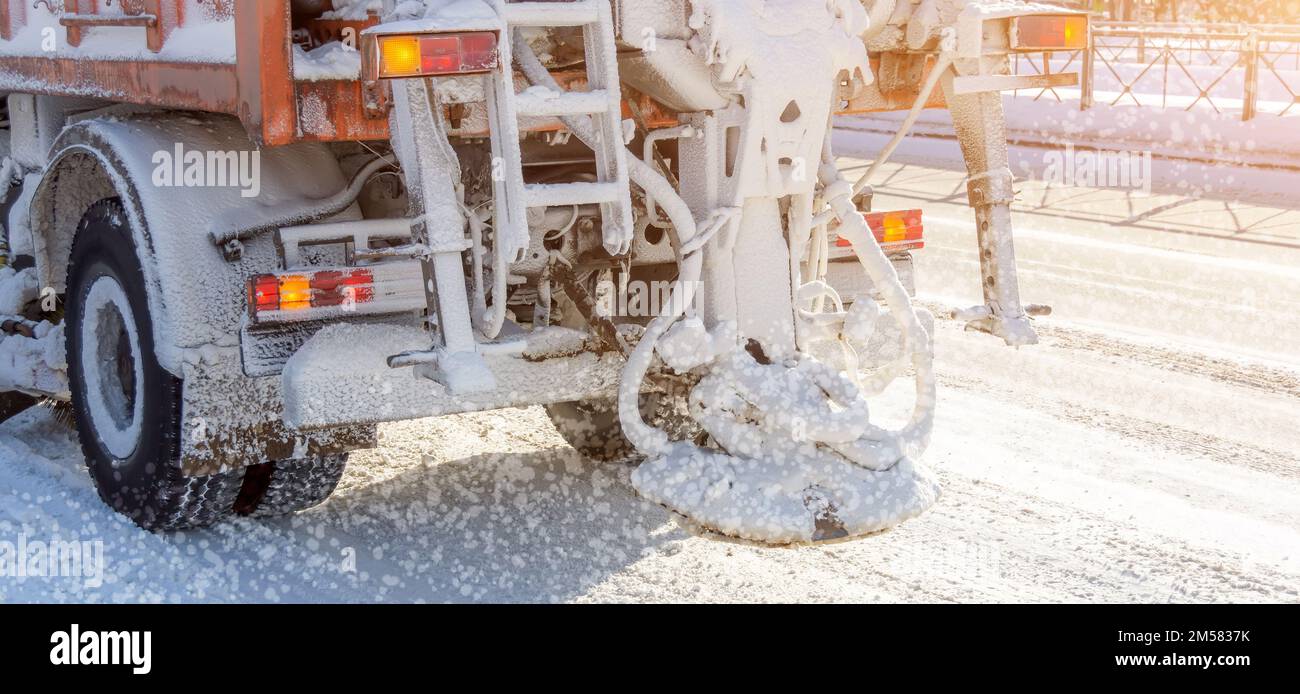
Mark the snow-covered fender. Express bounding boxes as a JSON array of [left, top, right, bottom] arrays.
[[30, 113, 375, 475]]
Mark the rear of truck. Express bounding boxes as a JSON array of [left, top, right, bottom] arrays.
[[0, 0, 1086, 543]]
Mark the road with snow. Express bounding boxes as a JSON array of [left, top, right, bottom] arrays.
[[2, 132, 1298, 603]]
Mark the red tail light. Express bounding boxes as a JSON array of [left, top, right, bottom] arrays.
[[836, 209, 924, 251], [250, 274, 281, 313], [369, 31, 499, 80], [249, 269, 375, 315], [306, 269, 375, 307], [246, 263, 425, 326], [1012, 15, 1089, 52]]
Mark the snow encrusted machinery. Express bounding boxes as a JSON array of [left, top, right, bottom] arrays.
[[0, 0, 1084, 542]]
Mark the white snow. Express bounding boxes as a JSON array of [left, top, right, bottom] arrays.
[[610, 0, 948, 544], [2, 300, 1296, 602], [0, 267, 66, 397], [280, 322, 624, 430], [0, 322, 65, 397], [323, 1, 385, 21], [0, 266, 36, 316], [633, 441, 939, 544], [293, 41, 362, 82], [362, 0, 499, 32]]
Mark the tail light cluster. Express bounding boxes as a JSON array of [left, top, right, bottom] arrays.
[[367, 31, 498, 80], [835, 209, 925, 253], [246, 262, 425, 326], [1011, 15, 1089, 52]]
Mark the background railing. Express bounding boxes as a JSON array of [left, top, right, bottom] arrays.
[[1010, 23, 1300, 121], [1039, 0, 1295, 25]]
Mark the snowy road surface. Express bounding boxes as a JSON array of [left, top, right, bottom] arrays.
[[3, 144, 1298, 603]]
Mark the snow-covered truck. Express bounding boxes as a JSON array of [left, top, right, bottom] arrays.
[[0, 1, 1084, 543]]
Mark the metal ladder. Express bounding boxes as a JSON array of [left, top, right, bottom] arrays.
[[487, 0, 634, 260], [385, 0, 635, 393]]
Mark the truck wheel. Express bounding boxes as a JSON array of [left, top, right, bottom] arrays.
[[66, 198, 242, 530], [545, 389, 700, 462], [234, 454, 348, 518]]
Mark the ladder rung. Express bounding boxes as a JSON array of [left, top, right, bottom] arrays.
[[515, 88, 610, 117], [503, 1, 599, 27], [523, 182, 622, 208]]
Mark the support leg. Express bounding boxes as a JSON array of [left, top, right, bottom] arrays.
[[941, 70, 1039, 346]]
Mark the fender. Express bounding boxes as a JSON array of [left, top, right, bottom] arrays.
[[31, 114, 355, 375], [29, 113, 374, 474]]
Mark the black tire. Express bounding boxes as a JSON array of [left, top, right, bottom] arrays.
[[234, 454, 348, 518], [545, 387, 700, 462], [66, 198, 243, 531]]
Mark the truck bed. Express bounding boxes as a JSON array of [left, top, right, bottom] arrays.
[[0, 1, 937, 148], [0, 0, 385, 146]]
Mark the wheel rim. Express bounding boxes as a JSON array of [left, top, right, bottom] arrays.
[[80, 274, 144, 460]]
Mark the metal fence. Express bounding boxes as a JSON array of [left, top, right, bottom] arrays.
[[1011, 22, 1300, 121], [1058, 0, 1297, 24]]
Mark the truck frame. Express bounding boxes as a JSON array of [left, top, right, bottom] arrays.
[[0, 0, 1084, 543]]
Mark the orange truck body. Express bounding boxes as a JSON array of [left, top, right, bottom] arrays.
[[0, 1, 690, 146], [0, 1, 383, 146], [0, 1, 941, 149]]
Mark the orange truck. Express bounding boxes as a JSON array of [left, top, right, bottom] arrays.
[[0, 1, 1085, 543]]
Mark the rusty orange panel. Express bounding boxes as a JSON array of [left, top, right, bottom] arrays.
[[838, 55, 948, 114], [146, 0, 180, 53], [0, 56, 239, 112], [0, 0, 680, 149], [622, 90, 679, 130], [64, 0, 84, 46], [236, 0, 296, 147], [838, 86, 947, 114], [295, 80, 389, 142], [0, 0, 26, 41]]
